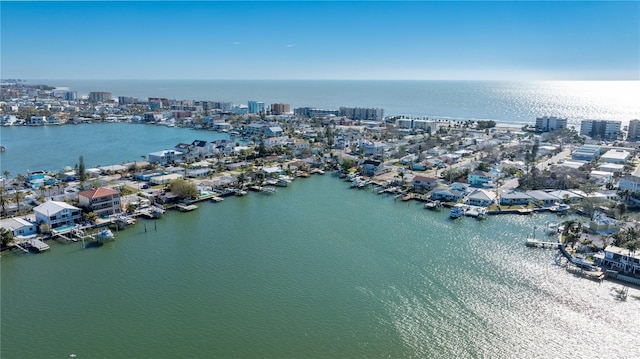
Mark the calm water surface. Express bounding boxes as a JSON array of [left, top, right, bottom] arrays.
[[2, 175, 639, 358], [0, 123, 230, 175]]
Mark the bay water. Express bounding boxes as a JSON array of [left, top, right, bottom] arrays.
[[1, 174, 639, 358]]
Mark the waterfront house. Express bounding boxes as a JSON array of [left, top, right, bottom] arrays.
[[28, 115, 46, 125], [361, 159, 385, 176], [589, 212, 622, 234], [546, 190, 583, 202], [412, 176, 440, 193], [467, 171, 492, 187], [465, 189, 497, 207], [499, 190, 531, 206], [33, 201, 81, 232], [148, 150, 184, 165], [245, 122, 266, 137], [597, 245, 640, 275], [27, 170, 46, 189], [212, 121, 232, 131], [78, 187, 122, 217], [174, 143, 199, 161], [525, 190, 559, 207], [0, 217, 38, 238], [430, 188, 464, 202], [191, 140, 215, 158]]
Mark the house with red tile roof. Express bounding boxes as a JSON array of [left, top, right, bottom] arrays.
[[78, 187, 122, 216]]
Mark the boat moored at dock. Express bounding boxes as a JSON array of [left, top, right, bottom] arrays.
[[449, 204, 466, 219]]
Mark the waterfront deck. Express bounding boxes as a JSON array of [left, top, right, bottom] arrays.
[[25, 238, 50, 252], [525, 238, 560, 249]]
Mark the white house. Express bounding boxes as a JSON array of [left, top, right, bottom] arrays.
[[0, 217, 38, 238], [33, 201, 82, 232], [148, 150, 184, 165], [465, 189, 497, 207], [499, 190, 531, 206]]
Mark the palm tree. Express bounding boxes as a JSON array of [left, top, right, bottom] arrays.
[[12, 190, 23, 215], [3, 170, 9, 183], [0, 187, 7, 217], [237, 172, 246, 189]]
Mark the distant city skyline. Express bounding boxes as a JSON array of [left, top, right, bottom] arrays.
[[1, 1, 638, 81]]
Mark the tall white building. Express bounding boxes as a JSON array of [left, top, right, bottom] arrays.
[[580, 120, 622, 140], [535, 116, 567, 132], [627, 119, 640, 140]]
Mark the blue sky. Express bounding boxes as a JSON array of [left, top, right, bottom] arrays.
[[1, 1, 639, 80]]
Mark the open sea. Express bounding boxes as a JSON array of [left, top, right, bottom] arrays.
[[1, 81, 640, 358]]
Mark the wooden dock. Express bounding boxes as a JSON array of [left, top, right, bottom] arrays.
[[25, 238, 50, 252], [525, 238, 560, 249]]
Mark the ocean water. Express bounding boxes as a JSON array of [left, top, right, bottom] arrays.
[[2, 175, 638, 358], [32, 79, 640, 125]]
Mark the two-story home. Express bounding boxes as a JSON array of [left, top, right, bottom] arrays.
[[597, 245, 640, 276], [148, 150, 184, 165], [78, 187, 122, 217], [33, 201, 82, 232], [467, 170, 492, 187], [191, 140, 215, 158], [412, 176, 440, 193], [361, 159, 385, 176], [174, 143, 199, 161]]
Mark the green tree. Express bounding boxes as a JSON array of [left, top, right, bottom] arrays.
[[1, 227, 14, 247], [169, 179, 199, 200], [12, 190, 23, 214], [476, 162, 492, 172], [3, 170, 9, 182]]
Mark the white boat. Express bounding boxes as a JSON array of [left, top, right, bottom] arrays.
[[96, 229, 115, 242], [424, 200, 442, 210], [450, 204, 466, 219]]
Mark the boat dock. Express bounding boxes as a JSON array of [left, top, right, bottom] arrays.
[[525, 238, 560, 249], [24, 238, 50, 252]]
